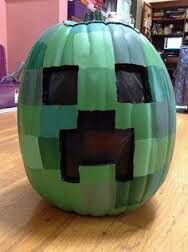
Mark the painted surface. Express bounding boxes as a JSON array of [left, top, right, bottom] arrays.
[[3, 0, 67, 72], [18, 21, 176, 216]]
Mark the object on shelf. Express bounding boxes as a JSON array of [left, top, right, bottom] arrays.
[[164, 8, 185, 19], [129, 14, 135, 28], [164, 24, 173, 35], [153, 10, 164, 17], [176, 31, 183, 35], [186, 8, 188, 18], [152, 24, 157, 35], [141, 2, 152, 39], [157, 24, 164, 35], [185, 22, 188, 33]]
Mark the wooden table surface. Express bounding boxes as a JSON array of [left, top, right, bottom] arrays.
[[0, 111, 187, 252]]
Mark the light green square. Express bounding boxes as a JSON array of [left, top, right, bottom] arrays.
[[61, 181, 82, 211], [22, 135, 43, 169], [133, 136, 169, 177], [26, 169, 82, 212], [108, 24, 146, 65], [72, 30, 115, 68], [134, 138, 153, 177], [43, 25, 72, 67], [80, 183, 116, 215], [133, 103, 152, 140], [115, 103, 133, 129], [78, 68, 117, 110], [79, 164, 116, 184]]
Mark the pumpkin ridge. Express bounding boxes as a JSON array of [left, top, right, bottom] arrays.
[[64, 20, 139, 34]]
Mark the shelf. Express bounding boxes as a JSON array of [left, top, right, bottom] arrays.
[[153, 18, 185, 22], [165, 57, 179, 64], [152, 34, 183, 38]]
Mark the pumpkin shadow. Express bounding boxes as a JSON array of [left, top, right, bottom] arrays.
[[21, 199, 156, 249], [0, 180, 156, 248]]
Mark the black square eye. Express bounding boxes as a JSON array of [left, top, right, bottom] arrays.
[[43, 65, 79, 105], [115, 64, 152, 103]]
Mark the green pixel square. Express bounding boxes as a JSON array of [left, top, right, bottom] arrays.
[[142, 169, 164, 202], [132, 103, 152, 140], [22, 135, 43, 169], [26, 41, 47, 70], [148, 66, 167, 102], [20, 70, 43, 105], [40, 105, 78, 137], [115, 103, 133, 129], [152, 102, 169, 137], [133, 137, 168, 177], [108, 24, 146, 65], [80, 183, 116, 215], [44, 25, 72, 67], [115, 181, 131, 208], [71, 29, 115, 68], [19, 105, 41, 136], [38, 137, 60, 169], [79, 164, 116, 184], [78, 68, 116, 110], [128, 175, 149, 205]]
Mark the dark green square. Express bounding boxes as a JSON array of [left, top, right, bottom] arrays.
[[19, 105, 41, 136], [38, 137, 60, 169], [20, 70, 43, 105], [26, 41, 47, 70], [40, 105, 78, 137]]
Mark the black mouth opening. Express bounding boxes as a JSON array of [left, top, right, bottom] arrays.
[[59, 111, 135, 183]]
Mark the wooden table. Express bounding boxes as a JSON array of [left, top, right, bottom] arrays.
[[0, 111, 187, 252]]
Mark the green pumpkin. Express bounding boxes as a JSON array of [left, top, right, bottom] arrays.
[[18, 14, 176, 216]]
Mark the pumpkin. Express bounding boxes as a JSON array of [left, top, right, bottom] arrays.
[[18, 12, 176, 216]]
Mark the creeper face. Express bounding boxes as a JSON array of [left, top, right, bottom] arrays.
[[43, 64, 152, 183], [18, 21, 176, 215]]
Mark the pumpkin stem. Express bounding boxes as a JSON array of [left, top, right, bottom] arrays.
[[84, 11, 105, 22]]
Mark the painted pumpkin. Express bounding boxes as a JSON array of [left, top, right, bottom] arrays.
[[18, 13, 176, 216]]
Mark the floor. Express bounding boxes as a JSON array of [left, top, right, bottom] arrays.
[[0, 111, 187, 252]]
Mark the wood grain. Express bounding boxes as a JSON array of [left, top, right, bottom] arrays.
[[0, 111, 187, 252]]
